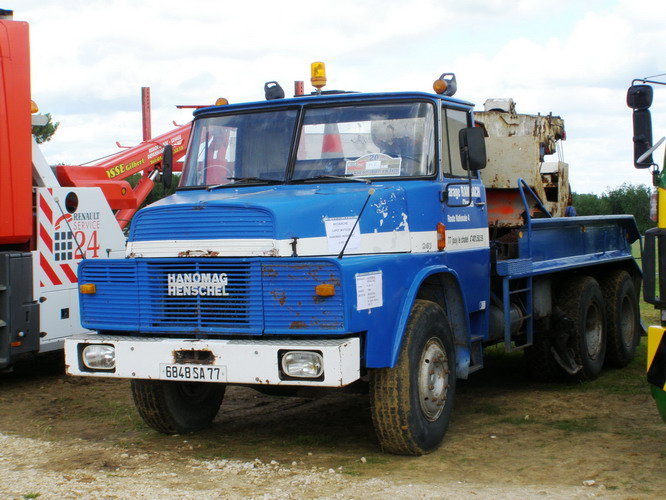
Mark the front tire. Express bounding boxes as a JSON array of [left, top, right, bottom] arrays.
[[131, 380, 225, 434], [370, 300, 456, 455]]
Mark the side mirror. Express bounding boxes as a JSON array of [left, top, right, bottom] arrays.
[[162, 144, 173, 189], [459, 127, 487, 171], [627, 84, 653, 109], [627, 85, 654, 168]]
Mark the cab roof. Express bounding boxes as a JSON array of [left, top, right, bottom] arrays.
[[193, 91, 475, 119]]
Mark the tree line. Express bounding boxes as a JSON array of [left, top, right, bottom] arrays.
[[573, 183, 653, 234]]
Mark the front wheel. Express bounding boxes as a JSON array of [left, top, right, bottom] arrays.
[[131, 380, 225, 434], [370, 300, 456, 455]]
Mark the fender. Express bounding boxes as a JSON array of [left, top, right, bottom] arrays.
[[386, 265, 471, 376]]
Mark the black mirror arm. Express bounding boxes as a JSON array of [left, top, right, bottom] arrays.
[[162, 144, 174, 189]]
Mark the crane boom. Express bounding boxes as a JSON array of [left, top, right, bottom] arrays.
[[55, 121, 192, 228]]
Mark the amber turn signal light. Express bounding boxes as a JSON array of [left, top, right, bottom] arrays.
[[437, 222, 446, 250], [315, 284, 335, 297]]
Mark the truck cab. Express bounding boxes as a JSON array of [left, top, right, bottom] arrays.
[[120, 91, 489, 368]]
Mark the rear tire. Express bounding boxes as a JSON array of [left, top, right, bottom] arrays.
[[600, 270, 640, 368], [131, 380, 225, 434], [370, 300, 456, 455], [559, 276, 607, 382]]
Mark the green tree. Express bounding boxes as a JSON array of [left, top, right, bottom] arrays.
[[604, 183, 653, 233], [573, 193, 609, 216], [31, 113, 59, 143], [573, 183, 654, 234]]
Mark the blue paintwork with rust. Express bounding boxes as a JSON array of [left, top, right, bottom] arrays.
[[77, 91, 641, 373]]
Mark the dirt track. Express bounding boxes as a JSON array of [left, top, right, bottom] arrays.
[[0, 349, 664, 499]]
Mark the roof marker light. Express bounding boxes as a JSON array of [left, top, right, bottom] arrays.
[[311, 61, 327, 91], [433, 73, 457, 97]]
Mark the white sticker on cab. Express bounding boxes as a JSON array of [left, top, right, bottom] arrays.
[[356, 270, 383, 310]]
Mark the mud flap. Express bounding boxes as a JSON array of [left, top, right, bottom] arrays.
[[551, 335, 582, 376], [549, 314, 582, 376]]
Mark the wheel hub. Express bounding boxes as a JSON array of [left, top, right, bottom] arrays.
[[418, 338, 449, 422], [584, 302, 603, 360]]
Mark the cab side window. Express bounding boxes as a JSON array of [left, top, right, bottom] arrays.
[[442, 108, 470, 177]]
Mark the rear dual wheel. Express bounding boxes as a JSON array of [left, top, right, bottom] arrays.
[[526, 276, 607, 382], [556, 272, 640, 379], [559, 276, 607, 381], [601, 270, 640, 368]]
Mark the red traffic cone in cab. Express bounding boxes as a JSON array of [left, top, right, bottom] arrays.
[[321, 123, 343, 159]]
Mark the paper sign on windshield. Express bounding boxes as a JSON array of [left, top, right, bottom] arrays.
[[345, 153, 401, 177]]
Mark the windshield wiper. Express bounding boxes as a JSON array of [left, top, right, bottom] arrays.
[[228, 176, 283, 184], [207, 176, 283, 191], [295, 174, 372, 185]]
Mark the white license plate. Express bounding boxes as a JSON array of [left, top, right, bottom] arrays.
[[160, 364, 227, 382]]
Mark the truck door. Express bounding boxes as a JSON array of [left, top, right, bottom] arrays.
[[440, 107, 490, 332]]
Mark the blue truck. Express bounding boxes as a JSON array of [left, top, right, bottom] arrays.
[[65, 69, 642, 455]]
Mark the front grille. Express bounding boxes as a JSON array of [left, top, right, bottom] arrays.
[[80, 259, 263, 334], [79, 260, 139, 329], [79, 258, 345, 335], [142, 260, 263, 333]]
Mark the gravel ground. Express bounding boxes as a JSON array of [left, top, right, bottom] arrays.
[[1, 351, 663, 499], [0, 432, 624, 499]]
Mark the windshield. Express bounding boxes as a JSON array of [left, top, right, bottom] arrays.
[[180, 109, 298, 188], [179, 101, 435, 188], [293, 102, 435, 180]]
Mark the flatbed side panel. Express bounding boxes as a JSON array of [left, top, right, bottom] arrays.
[[529, 252, 637, 277], [521, 216, 639, 273]]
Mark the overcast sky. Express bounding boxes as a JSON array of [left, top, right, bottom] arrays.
[[16, 0, 666, 194]]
